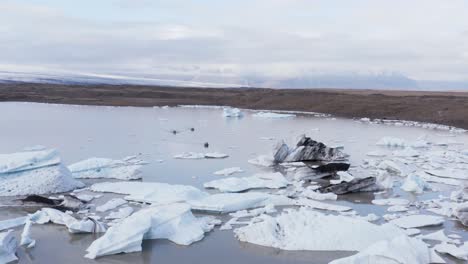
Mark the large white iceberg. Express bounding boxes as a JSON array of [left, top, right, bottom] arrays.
[[203, 172, 289, 192], [234, 208, 406, 251], [90, 181, 208, 204], [0, 230, 17, 263], [68, 156, 147, 180], [85, 203, 217, 259], [0, 148, 84, 196]]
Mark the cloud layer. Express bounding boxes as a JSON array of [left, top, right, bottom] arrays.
[[1, 0, 467, 82]]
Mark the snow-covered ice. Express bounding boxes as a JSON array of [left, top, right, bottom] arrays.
[[204, 172, 289, 192], [434, 242, 468, 260], [68, 156, 147, 180]]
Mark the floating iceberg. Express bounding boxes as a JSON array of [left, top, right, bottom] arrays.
[[85, 203, 217, 259], [223, 108, 243, 118], [234, 208, 405, 251], [0, 148, 84, 196], [90, 181, 208, 204], [0, 230, 17, 263], [274, 135, 348, 163], [434, 242, 468, 260], [213, 167, 243, 176], [189, 192, 293, 213], [376, 137, 406, 147], [68, 156, 147, 180], [389, 215, 444, 229], [204, 172, 289, 192], [247, 155, 275, 167], [0, 217, 27, 232], [253, 112, 296, 118], [401, 174, 430, 194], [174, 152, 228, 159], [330, 235, 431, 264], [296, 198, 352, 212], [372, 198, 410, 206]]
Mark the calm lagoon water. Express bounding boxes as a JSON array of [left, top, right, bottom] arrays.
[[1, 102, 467, 264]]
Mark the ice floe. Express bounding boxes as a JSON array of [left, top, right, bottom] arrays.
[[296, 198, 352, 212], [213, 167, 243, 176], [90, 181, 208, 204], [0, 217, 27, 232], [68, 156, 147, 180], [252, 112, 296, 118], [223, 108, 243, 118], [0, 148, 84, 196], [85, 203, 217, 259], [434, 242, 468, 260], [0, 230, 17, 264], [389, 215, 444, 229], [188, 193, 293, 213], [204, 172, 289, 192], [174, 152, 228, 159], [372, 198, 410, 206], [247, 155, 274, 167], [234, 208, 405, 251]]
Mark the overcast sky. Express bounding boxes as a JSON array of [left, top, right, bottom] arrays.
[[1, 0, 467, 81]]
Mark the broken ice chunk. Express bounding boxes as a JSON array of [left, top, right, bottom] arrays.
[[0, 230, 17, 263], [401, 174, 430, 194], [85, 203, 215, 259], [247, 155, 275, 167], [223, 108, 243, 118], [188, 193, 293, 213], [213, 167, 243, 176], [96, 198, 128, 212], [389, 215, 444, 229], [434, 242, 468, 261], [0, 217, 28, 231], [203, 172, 289, 192], [372, 198, 410, 206]]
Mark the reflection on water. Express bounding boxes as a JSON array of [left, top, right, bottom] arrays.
[[0, 102, 467, 264]]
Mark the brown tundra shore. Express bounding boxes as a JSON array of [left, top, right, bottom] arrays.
[[1, 83, 468, 129]]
